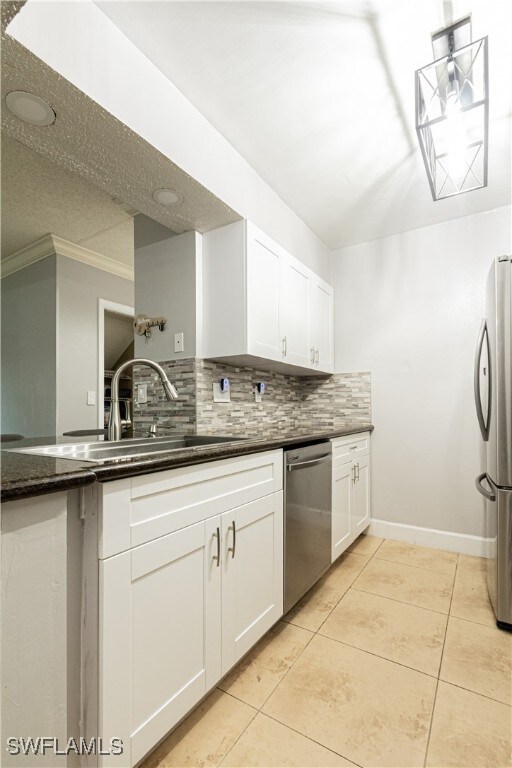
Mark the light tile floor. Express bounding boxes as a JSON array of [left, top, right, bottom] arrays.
[[141, 536, 512, 768]]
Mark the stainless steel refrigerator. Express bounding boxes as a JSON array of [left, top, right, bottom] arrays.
[[474, 254, 512, 630]]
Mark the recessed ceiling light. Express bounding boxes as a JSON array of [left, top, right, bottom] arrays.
[[5, 90, 56, 126], [152, 188, 183, 207]]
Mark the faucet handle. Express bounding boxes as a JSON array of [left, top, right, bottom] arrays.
[[148, 423, 158, 438]]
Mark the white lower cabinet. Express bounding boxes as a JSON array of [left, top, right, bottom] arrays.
[[352, 453, 370, 537], [98, 451, 283, 767], [221, 494, 283, 671], [331, 433, 371, 562]]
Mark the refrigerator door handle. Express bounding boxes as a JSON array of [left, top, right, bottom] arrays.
[[475, 472, 496, 502], [474, 319, 490, 441]]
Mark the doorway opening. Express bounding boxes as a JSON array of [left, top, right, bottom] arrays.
[[98, 300, 134, 435]]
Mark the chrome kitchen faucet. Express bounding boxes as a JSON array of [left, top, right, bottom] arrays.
[[107, 358, 178, 442]]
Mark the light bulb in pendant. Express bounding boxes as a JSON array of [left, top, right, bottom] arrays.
[[444, 81, 467, 182]]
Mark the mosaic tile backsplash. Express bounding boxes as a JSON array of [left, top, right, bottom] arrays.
[[133, 359, 371, 437]]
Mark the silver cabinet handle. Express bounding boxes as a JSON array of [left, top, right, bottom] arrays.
[[475, 472, 496, 501], [310, 347, 316, 365], [352, 464, 356, 484], [474, 319, 490, 442], [315, 348, 319, 365], [287, 454, 331, 471], [355, 462, 360, 482], [282, 337, 287, 357], [350, 445, 358, 451], [228, 521, 236, 559], [213, 526, 220, 567]]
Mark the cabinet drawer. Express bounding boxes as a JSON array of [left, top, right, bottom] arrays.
[[100, 449, 283, 558], [331, 432, 370, 466]]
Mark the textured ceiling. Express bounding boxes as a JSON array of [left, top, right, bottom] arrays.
[[97, 0, 512, 249], [1, 134, 134, 263], [1, 32, 240, 262]]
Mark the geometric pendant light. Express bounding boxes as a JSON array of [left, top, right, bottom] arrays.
[[415, 16, 489, 200]]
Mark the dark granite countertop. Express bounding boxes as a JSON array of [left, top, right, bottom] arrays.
[[1, 424, 373, 503]]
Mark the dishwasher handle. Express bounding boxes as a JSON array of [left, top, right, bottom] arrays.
[[287, 454, 331, 471]]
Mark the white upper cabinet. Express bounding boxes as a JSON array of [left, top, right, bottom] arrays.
[[279, 252, 312, 368], [246, 224, 283, 361], [202, 220, 333, 375], [310, 276, 334, 372]]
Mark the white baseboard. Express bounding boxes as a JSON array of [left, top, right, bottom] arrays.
[[368, 518, 489, 558]]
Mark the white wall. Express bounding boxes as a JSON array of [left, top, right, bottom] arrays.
[[56, 256, 134, 435], [0, 253, 134, 437], [332, 205, 512, 539], [134, 232, 200, 362], [7, 0, 331, 282]]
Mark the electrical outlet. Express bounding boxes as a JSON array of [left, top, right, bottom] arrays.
[[87, 390, 96, 406], [213, 382, 230, 403], [254, 391, 262, 403], [137, 384, 148, 404], [174, 332, 184, 353]]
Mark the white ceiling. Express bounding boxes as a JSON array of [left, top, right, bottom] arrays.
[[97, 0, 512, 249]]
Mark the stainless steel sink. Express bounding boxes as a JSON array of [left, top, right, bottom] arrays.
[[9, 435, 248, 464]]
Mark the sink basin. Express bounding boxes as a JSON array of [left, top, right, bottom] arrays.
[[8, 435, 248, 464]]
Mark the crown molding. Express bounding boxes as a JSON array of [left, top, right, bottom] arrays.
[[1, 234, 134, 281]]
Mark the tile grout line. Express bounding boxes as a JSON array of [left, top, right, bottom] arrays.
[[434, 678, 512, 708], [256, 708, 365, 768], [218, 623, 320, 765], [373, 553, 458, 576], [258, 551, 378, 768], [350, 585, 451, 617], [313, 549, 378, 635], [256, 624, 317, 711], [346, 583, 452, 617], [214, 691, 259, 768], [375, 539, 459, 576], [438, 614, 511, 707], [281, 551, 374, 633], [222, 542, 384, 762], [254, 542, 383, 765], [422, 552, 459, 768], [249, 537, 400, 768], [317, 617, 443, 681]]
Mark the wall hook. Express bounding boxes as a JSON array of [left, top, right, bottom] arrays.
[[134, 314, 167, 338]]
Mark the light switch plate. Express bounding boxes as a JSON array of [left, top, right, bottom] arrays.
[[174, 332, 184, 353], [213, 382, 230, 403], [137, 384, 148, 404], [87, 390, 96, 406]]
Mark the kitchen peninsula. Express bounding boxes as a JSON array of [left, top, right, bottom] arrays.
[[1, 422, 373, 767]]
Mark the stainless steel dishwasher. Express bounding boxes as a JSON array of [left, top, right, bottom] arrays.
[[284, 441, 332, 613]]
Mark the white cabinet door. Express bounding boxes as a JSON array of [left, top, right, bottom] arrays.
[[221, 492, 283, 672], [352, 454, 370, 536], [246, 225, 282, 361], [99, 521, 221, 767], [203, 220, 334, 374], [279, 253, 312, 368], [331, 435, 371, 563], [311, 278, 334, 373], [332, 461, 353, 561]]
